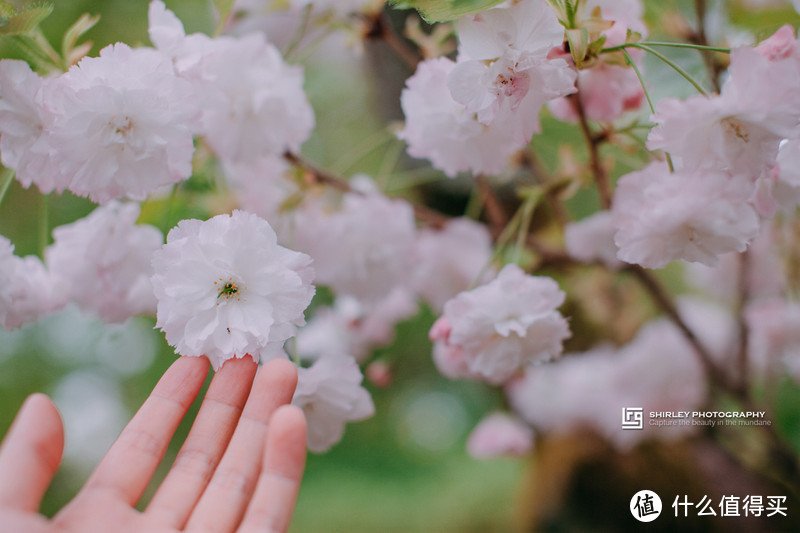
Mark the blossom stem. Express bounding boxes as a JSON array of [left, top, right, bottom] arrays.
[[39, 193, 49, 256], [512, 192, 538, 266], [162, 184, 179, 236], [283, 4, 314, 60], [602, 41, 731, 54], [0, 168, 14, 209], [614, 43, 709, 96], [621, 49, 675, 172]]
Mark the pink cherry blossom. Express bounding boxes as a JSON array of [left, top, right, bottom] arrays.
[[612, 161, 759, 268], [564, 211, 622, 269], [46, 202, 163, 323], [398, 57, 525, 177], [43, 43, 199, 203], [148, 0, 314, 164], [466, 412, 534, 459], [292, 353, 375, 452], [0, 236, 64, 330], [430, 264, 570, 385], [411, 217, 495, 312], [447, 0, 576, 139], [291, 181, 416, 303], [0, 60, 59, 193]]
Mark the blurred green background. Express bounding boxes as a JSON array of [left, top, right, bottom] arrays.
[[1, 0, 799, 531]]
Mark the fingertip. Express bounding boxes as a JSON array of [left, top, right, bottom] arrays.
[[216, 353, 258, 374], [271, 405, 306, 439], [260, 358, 299, 390], [0, 393, 64, 510], [21, 393, 65, 456]]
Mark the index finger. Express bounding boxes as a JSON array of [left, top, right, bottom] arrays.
[[79, 356, 209, 505]]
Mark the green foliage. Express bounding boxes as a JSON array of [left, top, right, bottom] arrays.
[[388, 0, 505, 23]]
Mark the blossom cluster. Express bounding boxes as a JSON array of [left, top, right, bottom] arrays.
[[612, 24, 800, 269], [0, 0, 313, 203]]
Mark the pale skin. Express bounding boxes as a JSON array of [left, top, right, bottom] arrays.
[[0, 356, 307, 533]]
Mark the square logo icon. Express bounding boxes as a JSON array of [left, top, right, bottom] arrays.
[[622, 407, 644, 430]]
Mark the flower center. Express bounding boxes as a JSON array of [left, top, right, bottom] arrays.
[[214, 277, 246, 304], [106, 115, 136, 147], [722, 118, 750, 143]]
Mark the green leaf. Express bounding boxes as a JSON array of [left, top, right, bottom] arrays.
[[0, 2, 54, 36], [388, 0, 505, 23]]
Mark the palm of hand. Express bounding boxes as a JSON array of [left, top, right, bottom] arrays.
[[0, 357, 307, 533]]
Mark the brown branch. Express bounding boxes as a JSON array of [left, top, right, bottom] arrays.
[[690, 0, 723, 93], [364, 10, 420, 71], [572, 92, 613, 210], [476, 175, 508, 239], [283, 151, 448, 228], [735, 251, 751, 391], [626, 264, 734, 390]]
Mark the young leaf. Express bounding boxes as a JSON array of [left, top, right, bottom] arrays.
[[0, 1, 54, 36], [566, 27, 588, 68], [62, 13, 100, 67]]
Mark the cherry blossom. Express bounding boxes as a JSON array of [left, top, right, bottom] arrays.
[[399, 57, 525, 177], [43, 43, 199, 203], [151, 210, 314, 370], [291, 180, 416, 303], [0, 236, 64, 330], [612, 161, 759, 268], [297, 288, 417, 363], [411, 217, 495, 312], [0, 60, 59, 193], [430, 264, 570, 385], [46, 202, 162, 323], [292, 353, 375, 452], [564, 211, 622, 269], [466, 412, 534, 459], [148, 0, 314, 164], [447, 0, 576, 140]]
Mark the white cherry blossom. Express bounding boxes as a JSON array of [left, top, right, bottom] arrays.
[[292, 353, 375, 453], [46, 202, 163, 323], [151, 210, 314, 369], [44, 43, 199, 203]]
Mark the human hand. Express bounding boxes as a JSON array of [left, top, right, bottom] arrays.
[[0, 356, 307, 533]]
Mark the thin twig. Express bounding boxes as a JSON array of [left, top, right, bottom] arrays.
[[283, 151, 449, 228], [572, 92, 613, 210]]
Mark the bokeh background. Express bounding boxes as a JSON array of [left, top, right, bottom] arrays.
[[1, 1, 799, 531]]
